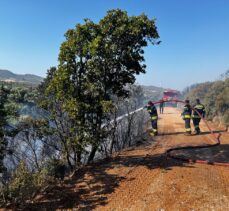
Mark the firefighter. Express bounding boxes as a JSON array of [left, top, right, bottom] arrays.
[[159, 99, 164, 114], [192, 99, 206, 134], [182, 99, 192, 135], [146, 101, 158, 136]]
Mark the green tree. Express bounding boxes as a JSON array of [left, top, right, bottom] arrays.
[[0, 86, 10, 173], [38, 67, 81, 170], [46, 9, 160, 164]]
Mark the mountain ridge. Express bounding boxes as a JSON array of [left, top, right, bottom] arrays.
[[0, 69, 43, 85]]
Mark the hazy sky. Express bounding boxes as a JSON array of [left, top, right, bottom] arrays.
[[0, 0, 229, 90]]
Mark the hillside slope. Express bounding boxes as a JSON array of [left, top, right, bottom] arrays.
[[0, 69, 43, 85], [24, 107, 229, 211]]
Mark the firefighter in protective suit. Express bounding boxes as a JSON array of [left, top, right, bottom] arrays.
[[146, 101, 158, 136], [182, 100, 192, 135], [192, 99, 205, 134]]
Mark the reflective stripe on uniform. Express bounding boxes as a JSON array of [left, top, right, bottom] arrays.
[[186, 128, 191, 132], [152, 128, 157, 132], [151, 116, 158, 120], [194, 105, 204, 109], [192, 115, 200, 118], [184, 115, 191, 119]]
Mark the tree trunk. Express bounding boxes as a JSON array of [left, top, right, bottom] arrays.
[[77, 151, 82, 166], [109, 110, 118, 155], [65, 150, 73, 171], [87, 145, 97, 164]]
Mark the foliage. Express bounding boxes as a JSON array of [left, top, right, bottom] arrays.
[[44, 9, 159, 164], [185, 74, 229, 125], [0, 86, 9, 173], [219, 69, 229, 80], [37, 67, 86, 170], [1, 10, 160, 207], [45, 158, 66, 181], [1, 161, 47, 205]]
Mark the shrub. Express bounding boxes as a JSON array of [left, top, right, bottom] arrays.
[[46, 158, 66, 181], [0, 161, 47, 206]]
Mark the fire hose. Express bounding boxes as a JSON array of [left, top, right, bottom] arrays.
[[150, 99, 229, 167]]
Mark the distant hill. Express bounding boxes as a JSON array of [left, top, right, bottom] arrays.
[[141, 85, 165, 92], [141, 85, 165, 102], [0, 69, 43, 85]]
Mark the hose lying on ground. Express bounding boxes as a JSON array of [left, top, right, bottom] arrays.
[[151, 99, 229, 167]]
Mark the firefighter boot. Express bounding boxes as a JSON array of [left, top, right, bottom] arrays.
[[150, 132, 155, 136], [193, 127, 201, 135], [150, 129, 158, 136]]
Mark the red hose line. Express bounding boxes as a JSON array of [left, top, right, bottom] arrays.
[[150, 99, 229, 167]]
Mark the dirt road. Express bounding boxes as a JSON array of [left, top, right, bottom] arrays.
[[29, 107, 229, 211]]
